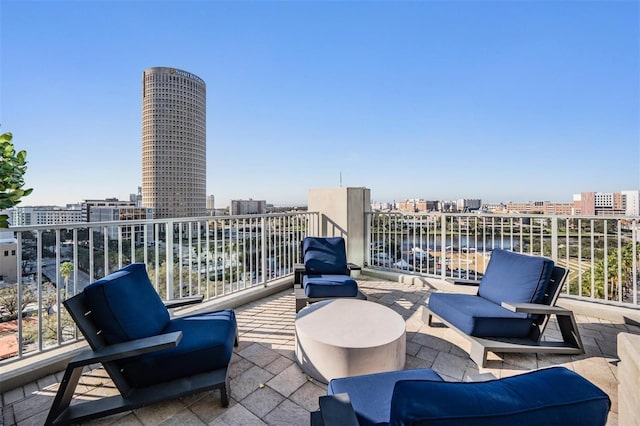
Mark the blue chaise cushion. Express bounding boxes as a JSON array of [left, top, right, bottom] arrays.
[[389, 366, 610, 426], [303, 237, 349, 275], [303, 274, 359, 298], [478, 249, 555, 306], [328, 369, 444, 426], [428, 293, 532, 338], [83, 263, 170, 344], [121, 309, 237, 387]]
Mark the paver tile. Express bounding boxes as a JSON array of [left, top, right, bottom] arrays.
[[1, 279, 625, 426]]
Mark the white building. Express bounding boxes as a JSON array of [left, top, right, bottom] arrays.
[[11, 206, 83, 226], [0, 231, 17, 283], [622, 190, 640, 216]]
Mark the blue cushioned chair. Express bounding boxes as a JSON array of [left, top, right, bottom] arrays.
[[46, 263, 238, 425], [311, 367, 610, 426], [423, 249, 584, 367], [294, 237, 366, 312]]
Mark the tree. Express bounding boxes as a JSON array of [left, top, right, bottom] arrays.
[[0, 132, 33, 228], [60, 262, 74, 296], [580, 242, 640, 301], [0, 284, 36, 321]]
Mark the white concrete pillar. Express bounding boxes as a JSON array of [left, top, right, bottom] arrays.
[[307, 187, 371, 267]]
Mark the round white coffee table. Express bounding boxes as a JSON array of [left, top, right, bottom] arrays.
[[295, 298, 406, 384]]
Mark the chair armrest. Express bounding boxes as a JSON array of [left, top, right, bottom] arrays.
[[294, 263, 305, 286], [445, 277, 480, 286], [68, 331, 183, 368], [164, 295, 204, 309], [347, 263, 361, 272], [501, 302, 572, 315], [314, 393, 360, 426]]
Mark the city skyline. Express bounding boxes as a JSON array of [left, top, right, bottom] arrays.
[[1, 1, 639, 208]]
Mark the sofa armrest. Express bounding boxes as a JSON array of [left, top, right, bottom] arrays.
[[347, 263, 361, 273], [68, 331, 183, 369], [294, 263, 305, 286], [501, 302, 572, 315], [164, 295, 204, 309], [313, 393, 360, 426]]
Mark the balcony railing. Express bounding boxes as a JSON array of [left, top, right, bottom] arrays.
[[3, 209, 639, 368], [367, 212, 640, 307], [0, 212, 319, 364]]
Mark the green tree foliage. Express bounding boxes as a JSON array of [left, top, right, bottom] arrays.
[[60, 261, 74, 295], [0, 132, 33, 227], [0, 284, 36, 321], [581, 242, 640, 301]]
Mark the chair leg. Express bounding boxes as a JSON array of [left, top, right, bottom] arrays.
[[470, 341, 488, 368], [220, 377, 230, 407]]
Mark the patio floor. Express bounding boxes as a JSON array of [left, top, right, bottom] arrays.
[[1, 276, 627, 425]]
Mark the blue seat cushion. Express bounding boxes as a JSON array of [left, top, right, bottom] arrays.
[[83, 263, 170, 344], [389, 367, 610, 426], [303, 237, 349, 275], [120, 309, 237, 387], [303, 274, 359, 298], [428, 293, 533, 338], [478, 249, 555, 306], [328, 369, 443, 426]]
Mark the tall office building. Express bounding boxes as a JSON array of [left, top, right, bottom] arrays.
[[142, 67, 206, 218]]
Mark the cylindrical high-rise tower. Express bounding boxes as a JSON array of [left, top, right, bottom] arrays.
[[142, 67, 206, 218]]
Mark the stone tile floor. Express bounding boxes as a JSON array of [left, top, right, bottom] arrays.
[[1, 276, 628, 425]]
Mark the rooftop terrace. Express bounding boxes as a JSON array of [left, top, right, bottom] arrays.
[[1, 275, 625, 426]]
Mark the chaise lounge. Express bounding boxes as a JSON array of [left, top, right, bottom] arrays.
[[423, 249, 584, 367]]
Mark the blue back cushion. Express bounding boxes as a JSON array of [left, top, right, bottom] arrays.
[[389, 367, 610, 426], [328, 368, 443, 426], [303, 237, 348, 275], [83, 263, 170, 344], [478, 249, 554, 306]]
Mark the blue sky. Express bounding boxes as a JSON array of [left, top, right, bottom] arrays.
[[1, 0, 638, 208]]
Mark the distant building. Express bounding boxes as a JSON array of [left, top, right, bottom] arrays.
[[438, 201, 457, 212], [544, 202, 573, 215], [397, 199, 438, 212], [0, 231, 17, 283], [576, 191, 627, 216], [230, 199, 267, 215], [456, 199, 482, 212], [84, 199, 153, 242], [142, 66, 207, 218], [206, 195, 216, 215], [371, 202, 394, 211], [130, 187, 143, 207], [622, 190, 640, 216], [11, 205, 83, 226]]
